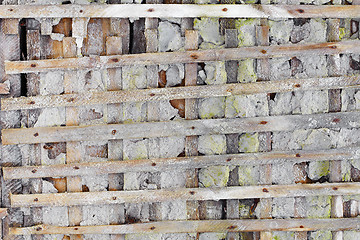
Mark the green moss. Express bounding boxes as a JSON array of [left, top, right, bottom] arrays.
[[309, 161, 330, 180], [309, 230, 332, 240], [238, 165, 259, 186], [239, 133, 259, 153], [237, 59, 257, 83], [239, 203, 251, 218], [307, 195, 331, 218], [199, 166, 230, 187], [272, 232, 295, 240], [235, 18, 258, 47], [339, 28, 346, 40], [199, 97, 226, 119]]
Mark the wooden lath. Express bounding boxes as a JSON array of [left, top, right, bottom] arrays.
[[5, 40, 360, 74], [10, 182, 360, 207], [0, 209, 8, 219], [0, 83, 9, 94], [2, 146, 357, 179], [0, 4, 360, 19], [2, 75, 360, 111], [2, 111, 359, 145], [9, 218, 360, 235]]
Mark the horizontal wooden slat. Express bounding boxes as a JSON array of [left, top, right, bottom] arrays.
[[2, 111, 359, 145], [0, 4, 360, 19], [3, 146, 357, 180], [10, 182, 360, 207], [3, 75, 360, 111], [9, 218, 360, 235], [0, 82, 10, 94], [6, 40, 360, 74]]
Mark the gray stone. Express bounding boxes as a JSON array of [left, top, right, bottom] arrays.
[[225, 94, 268, 118], [198, 134, 226, 155], [198, 97, 225, 119], [158, 21, 183, 52]]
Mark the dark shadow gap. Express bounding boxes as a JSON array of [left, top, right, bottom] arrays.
[[19, 19, 27, 97]]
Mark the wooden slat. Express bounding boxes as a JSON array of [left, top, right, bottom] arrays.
[[2, 111, 359, 145], [3, 75, 360, 111], [3, 146, 356, 180], [6, 40, 360, 74], [0, 209, 8, 219], [257, 22, 272, 240], [9, 218, 360, 235], [0, 82, 10, 94], [0, 4, 360, 19], [184, 29, 200, 223], [63, 36, 83, 240], [10, 182, 360, 207]]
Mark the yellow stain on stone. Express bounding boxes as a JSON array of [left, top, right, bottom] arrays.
[[237, 59, 257, 83], [239, 133, 259, 153], [238, 165, 259, 186], [199, 166, 230, 188], [307, 195, 332, 219]]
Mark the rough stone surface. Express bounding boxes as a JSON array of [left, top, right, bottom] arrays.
[[198, 134, 227, 155], [122, 66, 147, 90], [158, 21, 183, 52], [309, 230, 332, 240], [238, 165, 259, 186], [238, 133, 259, 153], [34, 108, 65, 127], [271, 197, 295, 218], [203, 61, 227, 85], [39, 71, 64, 95], [225, 94, 269, 118], [199, 166, 230, 187], [194, 18, 224, 47], [306, 195, 331, 218], [198, 97, 225, 119]]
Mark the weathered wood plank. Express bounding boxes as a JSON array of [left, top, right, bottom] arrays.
[[2, 111, 359, 145], [3, 75, 360, 111], [9, 218, 360, 235], [327, 17, 344, 240], [256, 23, 272, 240], [184, 29, 200, 222], [63, 36, 84, 240], [10, 182, 360, 207], [0, 209, 8, 219], [0, 82, 10, 94], [3, 146, 357, 180], [0, 4, 360, 19], [6, 40, 360, 74], [1, 19, 19, 35]]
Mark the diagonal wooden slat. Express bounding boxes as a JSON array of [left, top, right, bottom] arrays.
[[2, 75, 360, 111], [0, 209, 8, 219], [5, 40, 360, 74], [0, 83, 9, 94], [2, 111, 360, 145], [2, 146, 358, 180], [0, 4, 360, 19], [10, 182, 360, 207], [9, 218, 360, 235]]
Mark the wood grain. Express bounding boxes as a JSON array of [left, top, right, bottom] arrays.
[[3, 75, 360, 111], [0, 4, 360, 19], [10, 182, 360, 207], [3, 146, 356, 180], [9, 218, 360, 235], [6, 40, 360, 74], [2, 111, 360, 145]]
